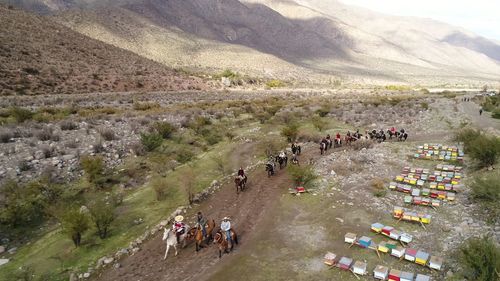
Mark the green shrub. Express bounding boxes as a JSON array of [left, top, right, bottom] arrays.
[[80, 155, 105, 185], [59, 206, 90, 247], [287, 165, 318, 187], [176, 148, 194, 163], [469, 135, 500, 168], [0, 180, 43, 227], [152, 121, 176, 139], [371, 178, 387, 197], [140, 132, 163, 152], [188, 116, 212, 134], [455, 128, 480, 152], [150, 176, 170, 201], [420, 102, 429, 110], [220, 69, 239, 79], [315, 106, 330, 117], [459, 237, 500, 281], [259, 137, 287, 157], [471, 173, 500, 223], [10, 106, 33, 123], [266, 79, 285, 88], [88, 198, 115, 239], [312, 116, 328, 132], [492, 109, 500, 119], [281, 123, 299, 142], [133, 101, 160, 111], [254, 111, 272, 124], [203, 131, 223, 145]]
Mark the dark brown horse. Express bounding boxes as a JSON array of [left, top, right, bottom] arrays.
[[213, 229, 238, 258], [186, 219, 216, 252], [234, 175, 247, 193]]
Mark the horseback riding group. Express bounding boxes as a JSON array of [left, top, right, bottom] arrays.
[[265, 141, 301, 176], [163, 212, 238, 259]]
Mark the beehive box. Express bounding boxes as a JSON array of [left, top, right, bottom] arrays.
[[422, 188, 430, 196], [386, 240, 397, 250], [391, 246, 405, 258], [416, 250, 430, 265], [389, 182, 397, 189], [388, 269, 401, 281], [378, 243, 389, 253], [400, 271, 414, 281], [323, 252, 337, 266], [404, 248, 417, 262], [371, 223, 384, 233], [382, 226, 394, 236], [415, 274, 431, 281], [421, 214, 432, 224], [344, 233, 357, 244], [389, 229, 401, 240], [352, 261, 367, 275], [338, 256, 353, 270], [400, 232, 413, 243], [374, 265, 389, 280], [412, 189, 421, 197], [359, 236, 372, 248], [404, 196, 412, 204], [429, 256, 443, 270]]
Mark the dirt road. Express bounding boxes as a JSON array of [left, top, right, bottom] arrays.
[[94, 143, 336, 281], [459, 100, 500, 133]]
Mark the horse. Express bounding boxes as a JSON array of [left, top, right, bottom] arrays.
[[213, 229, 239, 258], [320, 141, 326, 155], [276, 154, 288, 169], [162, 224, 190, 260], [186, 219, 216, 252], [265, 162, 275, 177], [398, 132, 408, 141], [291, 143, 301, 156], [334, 137, 342, 148], [234, 175, 247, 193]]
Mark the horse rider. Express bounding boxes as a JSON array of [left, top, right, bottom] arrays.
[[279, 150, 286, 159], [479, 108, 483, 116], [196, 211, 207, 237], [291, 142, 297, 154], [400, 128, 406, 134], [238, 167, 245, 178], [221, 217, 232, 244], [390, 126, 396, 135], [335, 132, 341, 141], [291, 152, 299, 165], [172, 215, 186, 244]]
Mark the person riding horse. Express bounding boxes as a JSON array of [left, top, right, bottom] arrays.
[[238, 167, 247, 182], [197, 212, 207, 237], [221, 217, 233, 245], [172, 215, 186, 244], [291, 142, 300, 155], [326, 134, 333, 148], [291, 153, 299, 165]]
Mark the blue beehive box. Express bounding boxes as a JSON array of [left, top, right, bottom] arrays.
[[358, 236, 372, 248]]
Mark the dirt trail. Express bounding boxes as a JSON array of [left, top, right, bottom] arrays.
[[95, 143, 335, 281], [459, 100, 500, 133]]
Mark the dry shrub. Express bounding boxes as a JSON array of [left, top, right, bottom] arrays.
[[60, 120, 78, 131], [99, 128, 116, 141], [371, 177, 387, 197], [36, 127, 59, 141], [351, 140, 373, 150], [297, 131, 321, 142]]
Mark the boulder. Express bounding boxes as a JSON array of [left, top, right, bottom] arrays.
[[103, 257, 114, 265], [0, 246, 4, 254], [0, 259, 9, 266]]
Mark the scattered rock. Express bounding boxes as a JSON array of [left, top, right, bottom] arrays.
[[103, 257, 114, 265], [0, 246, 4, 254], [114, 263, 121, 269], [335, 218, 344, 223], [7, 247, 16, 254], [0, 259, 9, 266], [83, 272, 90, 278]]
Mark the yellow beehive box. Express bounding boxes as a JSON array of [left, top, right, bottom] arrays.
[[421, 215, 431, 224], [396, 175, 404, 182], [378, 243, 389, 253]]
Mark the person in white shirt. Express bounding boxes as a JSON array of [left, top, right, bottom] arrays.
[[220, 217, 232, 244]]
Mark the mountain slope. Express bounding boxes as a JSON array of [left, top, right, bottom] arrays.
[[3, 0, 500, 85], [0, 4, 208, 95]]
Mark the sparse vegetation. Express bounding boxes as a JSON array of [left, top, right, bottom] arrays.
[[281, 123, 299, 142], [10, 107, 34, 123], [371, 177, 387, 197], [311, 116, 328, 132], [152, 121, 176, 139], [151, 176, 170, 201], [470, 173, 500, 224], [455, 129, 500, 168], [80, 155, 105, 186], [459, 237, 500, 281], [266, 79, 285, 88], [60, 120, 78, 131], [287, 164, 318, 187], [88, 198, 116, 239], [140, 132, 163, 152], [99, 128, 116, 141], [58, 206, 90, 247]]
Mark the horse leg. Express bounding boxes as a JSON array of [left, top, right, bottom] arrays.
[[219, 248, 222, 258], [174, 244, 178, 256], [164, 244, 170, 260]]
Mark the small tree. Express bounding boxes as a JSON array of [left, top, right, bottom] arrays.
[[460, 237, 500, 281], [287, 165, 318, 187], [182, 167, 197, 204], [471, 173, 500, 223], [211, 155, 228, 176], [80, 155, 105, 185], [89, 199, 115, 239], [151, 176, 169, 201], [469, 135, 500, 168], [140, 132, 163, 152], [152, 121, 176, 139], [10, 106, 33, 123], [281, 123, 299, 142], [60, 207, 89, 247], [312, 116, 328, 132]]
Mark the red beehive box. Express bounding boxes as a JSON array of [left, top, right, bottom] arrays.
[[388, 269, 401, 281]]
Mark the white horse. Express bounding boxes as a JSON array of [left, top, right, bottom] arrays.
[[162, 225, 190, 260]]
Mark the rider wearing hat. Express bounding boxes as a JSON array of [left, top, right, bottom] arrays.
[[197, 212, 207, 237], [221, 217, 232, 244], [237, 167, 245, 178], [173, 215, 186, 244]]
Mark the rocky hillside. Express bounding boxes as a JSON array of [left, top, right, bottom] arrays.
[[3, 0, 500, 86], [0, 4, 209, 95]]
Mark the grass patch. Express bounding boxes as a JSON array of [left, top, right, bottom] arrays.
[[459, 237, 500, 281]]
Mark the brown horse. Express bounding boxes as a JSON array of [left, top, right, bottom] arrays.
[[186, 219, 216, 252], [234, 175, 247, 193], [213, 229, 238, 258]]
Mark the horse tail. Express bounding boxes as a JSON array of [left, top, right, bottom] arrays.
[[234, 233, 239, 245]]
